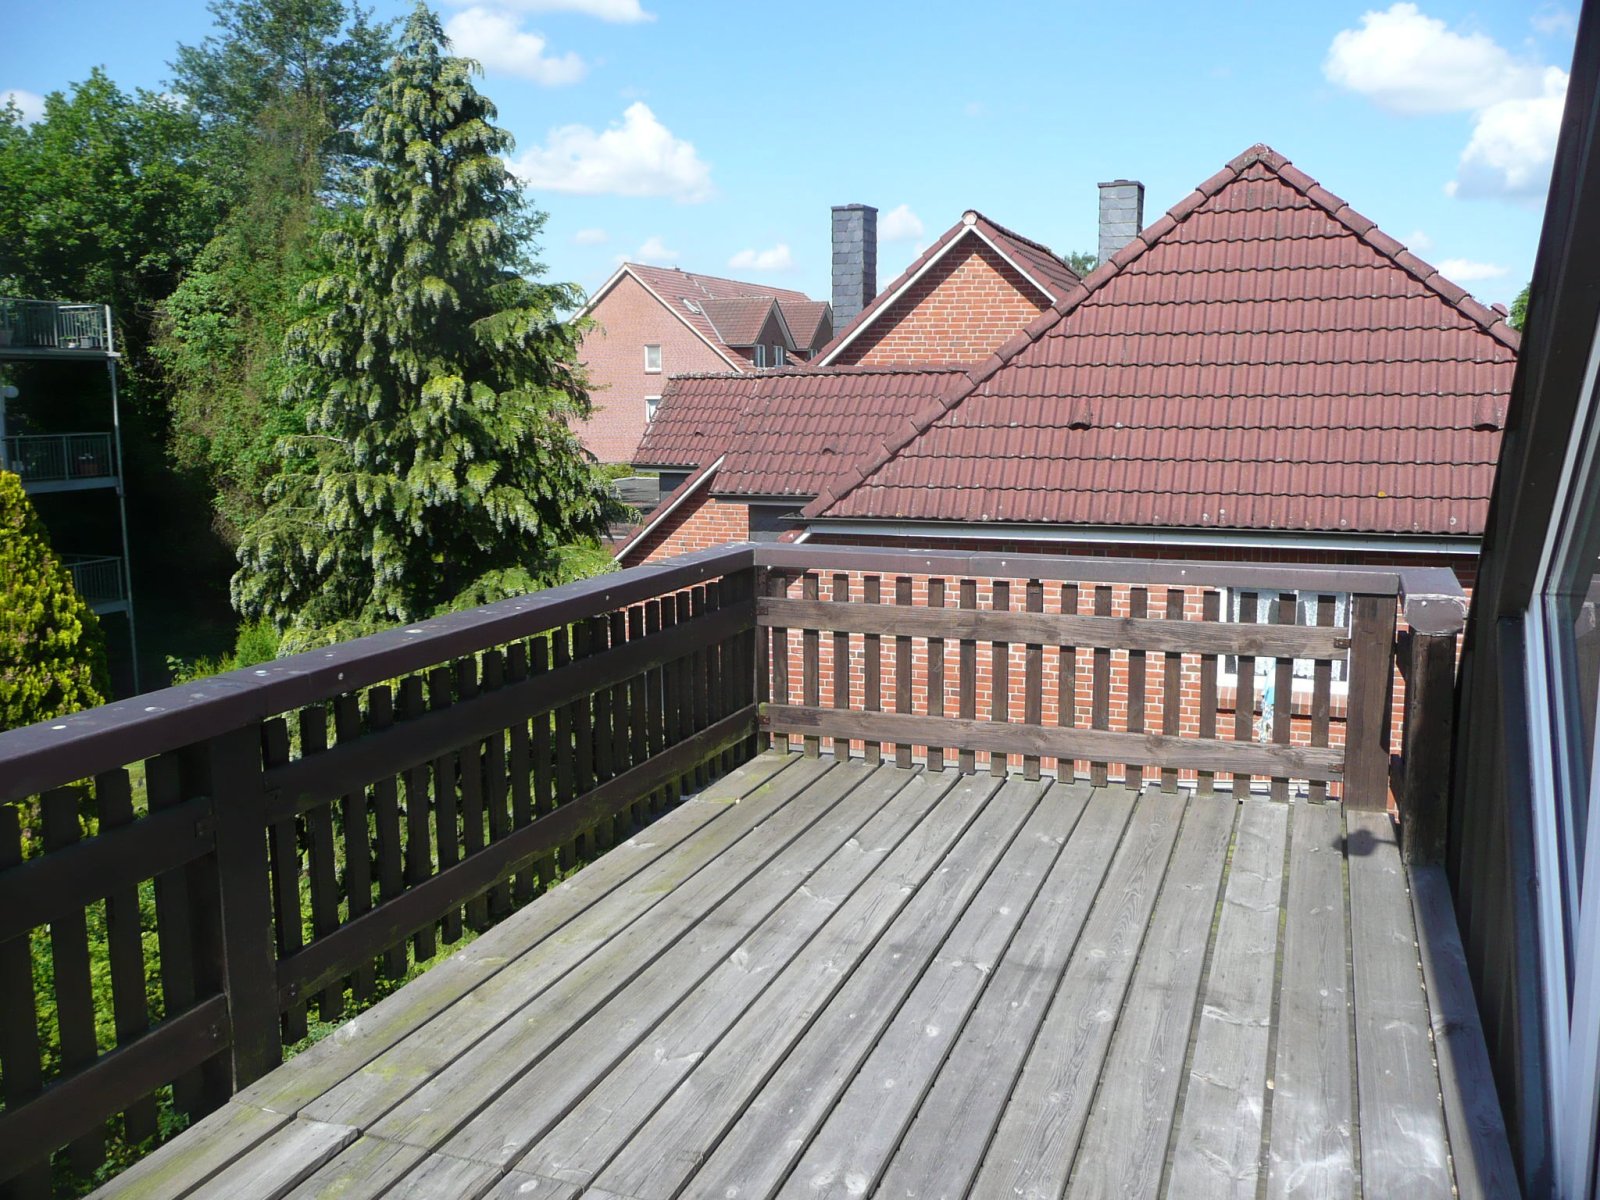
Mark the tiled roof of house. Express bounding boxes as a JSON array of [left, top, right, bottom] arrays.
[[813, 210, 1082, 365], [776, 299, 832, 353], [620, 264, 824, 362], [803, 145, 1518, 538], [635, 367, 966, 496], [698, 297, 780, 347]]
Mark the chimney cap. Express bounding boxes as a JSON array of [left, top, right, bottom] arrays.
[[832, 203, 877, 212], [1098, 179, 1142, 188]]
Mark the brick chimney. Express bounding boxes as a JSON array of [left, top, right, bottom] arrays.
[[831, 204, 878, 328], [1097, 180, 1145, 266]]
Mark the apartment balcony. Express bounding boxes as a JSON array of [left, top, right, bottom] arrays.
[[4, 432, 118, 492], [0, 298, 115, 359], [0, 544, 1517, 1199], [62, 553, 130, 615]]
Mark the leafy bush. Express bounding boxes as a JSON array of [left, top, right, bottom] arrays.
[[0, 470, 108, 731]]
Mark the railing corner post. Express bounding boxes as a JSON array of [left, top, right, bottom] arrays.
[[1400, 630, 1457, 865], [1344, 592, 1399, 810], [185, 723, 282, 1101]]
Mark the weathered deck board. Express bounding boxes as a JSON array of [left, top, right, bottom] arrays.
[[1067, 794, 1237, 1199], [93, 754, 1509, 1200], [516, 768, 979, 1187], [1346, 809, 1453, 1197], [969, 789, 1188, 1199], [1167, 800, 1289, 1200], [1266, 800, 1356, 1200], [877, 788, 1136, 1199]]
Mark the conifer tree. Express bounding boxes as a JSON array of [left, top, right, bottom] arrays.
[[234, 3, 616, 647], [0, 471, 108, 731]]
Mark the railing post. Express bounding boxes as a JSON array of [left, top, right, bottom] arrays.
[[1344, 593, 1398, 810], [183, 724, 281, 1104], [1400, 631, 1458, 864]]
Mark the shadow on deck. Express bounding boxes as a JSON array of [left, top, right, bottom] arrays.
[[93, 752, 1514, 1200]]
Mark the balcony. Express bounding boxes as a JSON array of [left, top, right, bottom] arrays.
[[4, 432, 118, 492], [63, 554, 129, 615], [0, 544, 1516, 1198], [0, 298, 115, 358]]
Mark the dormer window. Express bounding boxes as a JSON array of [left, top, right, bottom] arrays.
[[753, 345, 767, 368], [644, 344, 661, 373], [773, 345, 787, 367]]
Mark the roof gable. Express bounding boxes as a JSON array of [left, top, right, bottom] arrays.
[[802, 144, 1519, 538], [813, 211, 1081, 366]]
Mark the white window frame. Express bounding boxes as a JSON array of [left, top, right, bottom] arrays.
[[752, 344, 767, 368], [773, 344, 787, 366], [1524, 307, 1600, 1200], [644, 344, 662, 373], [1217, 588, 1350, 696], [644, 395, 660, 423]]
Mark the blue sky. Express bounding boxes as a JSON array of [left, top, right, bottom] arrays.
[[1, 0, 1578, 310]]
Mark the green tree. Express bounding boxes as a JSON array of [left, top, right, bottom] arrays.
[[171, 0, 393, 199], [234, 3, 618, 648], [1510, 283, 1531, 332], [0, 471, 108, 732], [1065, 250, 1098, 276], [156, 91, 333, 544]]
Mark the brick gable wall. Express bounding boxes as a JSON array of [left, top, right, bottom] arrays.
[[832, 239, 1051, 367], [579, 274, 736, 464], [618, 491, 750, 565]]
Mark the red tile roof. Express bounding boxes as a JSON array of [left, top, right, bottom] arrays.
[[698, 297, 780, 347], [635, 367, 966, 497], [803, 145, 1518, 538], [776, 299, 832, 353], [618, 264, 828, 361], [813, 210, 1082, 365]]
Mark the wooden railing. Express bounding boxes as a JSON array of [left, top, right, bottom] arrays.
[[0, 545, 756, 1195], [0, 543, 1464, 1194]]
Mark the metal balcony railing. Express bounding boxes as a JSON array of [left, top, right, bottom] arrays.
[[0, 298, 114, 354], [63, 554, 127, 609], [3, 432, 116, 485]]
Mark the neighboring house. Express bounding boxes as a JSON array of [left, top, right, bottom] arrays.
[[617, 366, 966, 564], [573, 263, 833, 464], [625, 203, 1088, 558], [813, 207, 1084, 367]]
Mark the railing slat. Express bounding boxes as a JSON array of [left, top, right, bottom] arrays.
[[832, 574, 851, 761], [1024, 580, 1043, 782], [863, 576, 882, 766], [506, 643, 535, 906], [1128, 586, 1148, 791], [1311, 596, 1335, 804], [959, 579, 977, 775], [97, 768, 158, 1144], [802, 575, 820, 759], [147, 751, 208, 1109], [1272, 593, 1295, 802], [991, 580, 1011, 778], [1345, 594, 1400, 810], [1235, 591, 1258, 797], [0, 804, 50, 1198], [399, 676, 437, 955], [1162, 590, 1183, 793], [1060, 583, 1079, 783], [768, 573, 789, 754], [482, 651, 512, 915], [897, 576, 914, 771], [1198, 592, 1220, 797], [298, 705, 344, 1019], [1091, 585, 1112, 788], [927, 578, 946, 772], [263, 719, 306, 1043]]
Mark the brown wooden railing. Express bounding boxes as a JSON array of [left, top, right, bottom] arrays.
[[0, 543, 1464, 1194]]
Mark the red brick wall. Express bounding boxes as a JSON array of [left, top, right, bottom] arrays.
[[618, 491, 749, 566], [831, 238, 1050, 367], [580, 274, 736, 464]]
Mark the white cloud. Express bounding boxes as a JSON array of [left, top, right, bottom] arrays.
[[1449, 68, 1569, 200], [728, 243, 793, 272], [1532, 6, 1577, 37], [573, 227, 608, 245], [627, 235, 678, 265], [444, 8, 585, 85], [510, 102, 713, 202], [482, 0, 654, 21], [880, 204, 925, 242], [1436, 257, 1509, 282], [1405, 229, 1435, 252], [1325, 3, 1542, 114], [1326, 4, 1567, 201], [2, 88, 44, 125]]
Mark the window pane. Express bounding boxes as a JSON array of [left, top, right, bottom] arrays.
[[1547, 491, 1600, 892]]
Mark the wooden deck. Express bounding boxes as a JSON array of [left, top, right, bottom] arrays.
[[92, 752, 1513, 1200]]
